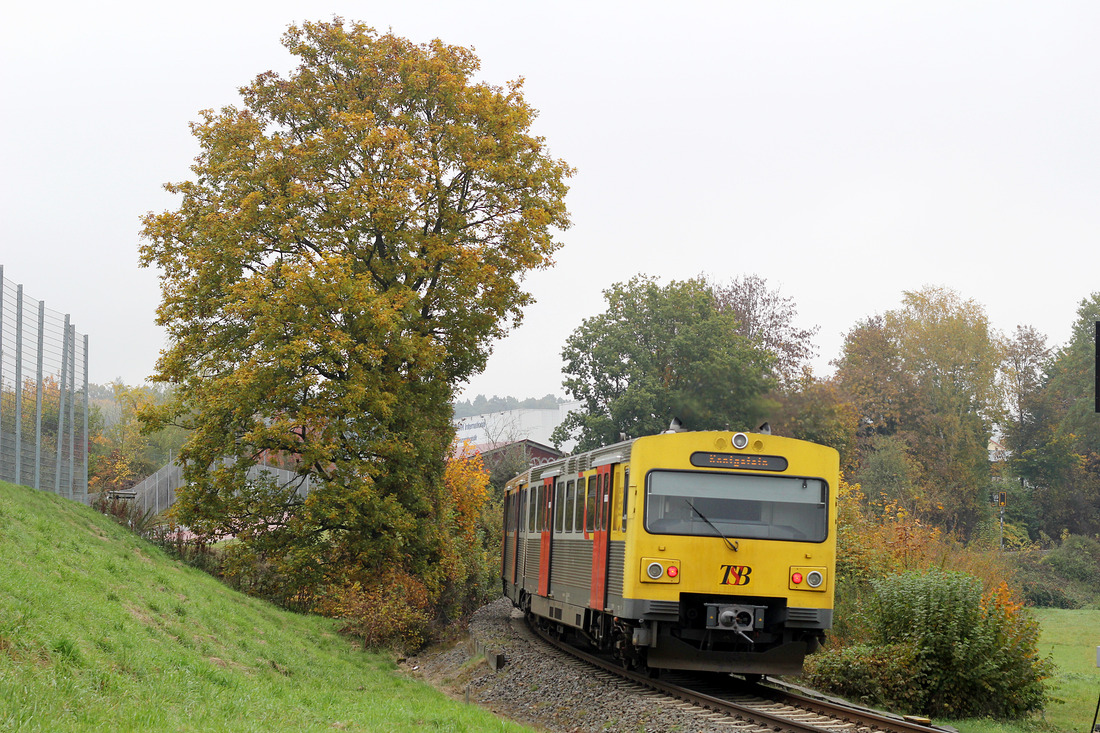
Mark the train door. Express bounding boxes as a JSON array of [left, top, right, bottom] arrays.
[[538, 476, 554, 597], [501, 492, 511, 585], [589, 465, 613, 609], [508, 488, 522, 586]]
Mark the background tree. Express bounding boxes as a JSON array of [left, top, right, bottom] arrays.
[[710, 274, 820, 389], [138, 20, 572, 628], [835, 287, 1003, 537], [453, 393, 563, 419], [1009, 293, 1100, 537], [88, 382, 188, 493], [554, 275, 774, 451], [1001, 325, 1049, 432], [768, 372, 858, 473], [833, 315, 919, 444]]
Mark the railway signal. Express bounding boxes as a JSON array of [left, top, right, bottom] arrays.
[[989, 491, 1007, 550]]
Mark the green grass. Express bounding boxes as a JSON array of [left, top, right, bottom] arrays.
[[0, 481, 530, 732], [948, 608, 1100, 733], [1031, 609, 1100, 732]]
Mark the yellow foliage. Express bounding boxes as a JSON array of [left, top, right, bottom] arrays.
[[837, 474, 1019, 595], [443, 441, 490, 540], [318, 571, 432, 652], [982, 580, 1024, 618]]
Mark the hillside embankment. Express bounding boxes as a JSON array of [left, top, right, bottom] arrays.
[[0, 481, 528, 732]]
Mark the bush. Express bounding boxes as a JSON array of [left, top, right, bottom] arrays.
[[1018, 570, 1088, 609], [319, 571, 432, 653], [1013, 535, 1100, 608], [805, 570, 1051, 718], [804, 642, 925, 711], [1042, 535, 1100, 586]]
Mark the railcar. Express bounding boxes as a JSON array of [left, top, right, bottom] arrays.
[[501, 428, 838, 676]]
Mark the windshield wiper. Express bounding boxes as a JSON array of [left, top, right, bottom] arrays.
[[685, 500, 739, 552]]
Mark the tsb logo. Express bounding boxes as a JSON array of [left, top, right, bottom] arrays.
[[720, 565, 752, 586]]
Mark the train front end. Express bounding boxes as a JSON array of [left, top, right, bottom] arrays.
[[617, 431, 839, 676]]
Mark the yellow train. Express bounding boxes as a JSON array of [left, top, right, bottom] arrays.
[[502, 428, 839, 676]]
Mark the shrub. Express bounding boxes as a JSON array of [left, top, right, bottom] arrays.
[[805, 570, 1051, 718], [1042, 534, 1100, 586], [1013, 535, 1100, 608], [804, 642, 924, 711], [319, 571, 432, 653]]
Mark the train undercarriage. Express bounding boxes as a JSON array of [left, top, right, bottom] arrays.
[[520, 589, 829, 677]]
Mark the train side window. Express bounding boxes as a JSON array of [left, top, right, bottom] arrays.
[[545, 481, 554, 530], [597, 473, 605, 531], [529, 487, 537, 532], [539, 484, 547, 531], [603, 472, 612, 531], [574, 479, 584, 532], [564, 480, 575, 532], [555, 481, 564, 532], [622, 470, 629, 531], [585, 476, 597, 532], [544, 484, 551, 532]]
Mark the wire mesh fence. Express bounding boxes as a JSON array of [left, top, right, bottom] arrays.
[[0, 265, 89, 501], [117, 461, 311, 517]]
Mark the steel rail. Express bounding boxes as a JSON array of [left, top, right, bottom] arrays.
[[524, 615, 951, 733], [752, 680, 949, 733], [525, 617, 844, 733]]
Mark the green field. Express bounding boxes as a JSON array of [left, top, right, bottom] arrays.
[[0, 481, 529, 732], [946, 608, 1100, 733], [1031, 609, 1100, 733]]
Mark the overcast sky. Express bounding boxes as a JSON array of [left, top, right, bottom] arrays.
[[2, 2, 1097, 399]]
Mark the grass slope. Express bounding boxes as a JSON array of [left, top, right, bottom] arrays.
[[0, 481, 527, 732]]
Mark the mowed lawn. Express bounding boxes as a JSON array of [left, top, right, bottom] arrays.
[[0, 481, 530, 732], [1031, 608, 1100, 733]]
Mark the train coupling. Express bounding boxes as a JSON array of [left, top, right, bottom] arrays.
[[705, 603, 766, 632]]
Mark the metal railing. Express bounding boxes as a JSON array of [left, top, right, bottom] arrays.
[[0, 265, 89, 500]]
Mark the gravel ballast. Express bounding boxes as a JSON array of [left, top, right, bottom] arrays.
[[404, 597, 757, 732]]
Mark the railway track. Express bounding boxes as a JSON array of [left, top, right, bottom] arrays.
[[526, 616, 952, 733]]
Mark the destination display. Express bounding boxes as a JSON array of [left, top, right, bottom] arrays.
[[689, 452, 789, 472]]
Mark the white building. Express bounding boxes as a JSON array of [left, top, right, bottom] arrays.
[[453, 400, 582, 452]]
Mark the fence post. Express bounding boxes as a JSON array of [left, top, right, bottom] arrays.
[[81, 334, 89, 500], [33, 300, 44, 491], [14, 285, 23, 484], [68, 324, 76, 498], [55, 314, 70, 496]]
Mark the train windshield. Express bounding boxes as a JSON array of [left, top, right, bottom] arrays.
[[645, 470, 828, 542]]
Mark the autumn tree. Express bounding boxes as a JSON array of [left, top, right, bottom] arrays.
[[138, 20, 572, 623], [88, 382, 190, 493], [835, 287, 1004, 537], [89, 383, 153, 492], [553, 276, 774, 451], [833, 315, 919, 443], [710, 274, 819, 389], [768, 373, 858, 473], [1001, 325, 1050, 432]]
